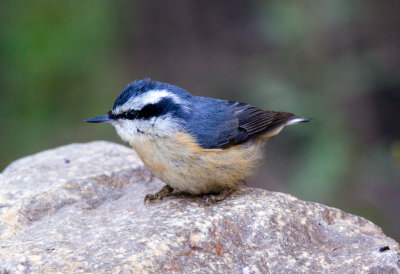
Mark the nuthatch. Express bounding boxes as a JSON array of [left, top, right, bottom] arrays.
[[86, 79, 309, 204]]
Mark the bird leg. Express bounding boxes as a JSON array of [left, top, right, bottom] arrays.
[[144, 185, 174, 204], [203, 188, 235, 205]]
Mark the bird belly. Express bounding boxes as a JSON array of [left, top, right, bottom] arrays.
[[130, 132, 264, 195]]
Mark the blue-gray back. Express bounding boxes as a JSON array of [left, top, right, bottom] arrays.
[[184, 96, 295, 149]]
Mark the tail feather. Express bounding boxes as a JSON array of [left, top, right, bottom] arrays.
[[259, 115, 310, 139], [285, 116, 311, 125]]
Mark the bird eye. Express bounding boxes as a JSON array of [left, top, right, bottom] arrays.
[[125, 110, 137, 119]]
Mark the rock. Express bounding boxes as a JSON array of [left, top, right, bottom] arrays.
[[0, 141, 399, 273]]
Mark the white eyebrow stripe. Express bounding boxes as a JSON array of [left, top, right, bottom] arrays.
[[137, 90, 179, 106], [114, 89, 184, 114]]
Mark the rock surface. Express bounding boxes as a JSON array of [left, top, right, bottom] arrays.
[[0, 141, 399, 273]]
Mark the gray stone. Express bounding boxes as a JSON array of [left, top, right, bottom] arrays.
[[0, 141, 399, 273]]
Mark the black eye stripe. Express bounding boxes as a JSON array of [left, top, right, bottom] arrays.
[[107, 111, 116, 119], [112, 98, 180, 120]]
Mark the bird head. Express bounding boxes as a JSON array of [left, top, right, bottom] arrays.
[[86, 79, 191, 143]]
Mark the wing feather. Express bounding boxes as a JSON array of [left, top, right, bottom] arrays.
[[186, 98, 299, 149], [226, 102, 296, 147]]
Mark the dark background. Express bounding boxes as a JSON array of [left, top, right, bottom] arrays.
[[1, 1, 399, 240]]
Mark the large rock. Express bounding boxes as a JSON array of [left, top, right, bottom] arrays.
[[0, 141, 399, 273]]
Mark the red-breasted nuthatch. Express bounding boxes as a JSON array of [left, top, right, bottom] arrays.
[[86, 79, 309, 204]]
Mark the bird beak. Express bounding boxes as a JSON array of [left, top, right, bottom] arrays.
[[85, 114, 113, 123]]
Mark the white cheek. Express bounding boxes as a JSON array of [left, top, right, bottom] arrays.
[[112, 120, 146, 142], [113, 122, 134, 143], [149, 117, 156, 126], [153, 116, 179, 136], [112, 115, 180, 142]]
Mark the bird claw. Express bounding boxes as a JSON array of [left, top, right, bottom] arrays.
[[202, 188, 235, 206], [143, 194, 154, 204], [144, 185, 174, 204]]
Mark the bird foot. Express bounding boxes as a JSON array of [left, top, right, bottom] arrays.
[[144, 185, 174, 204], [202, 188, 235, 206]]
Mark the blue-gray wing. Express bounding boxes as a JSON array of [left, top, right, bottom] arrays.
[[185, 97, 296, 149]]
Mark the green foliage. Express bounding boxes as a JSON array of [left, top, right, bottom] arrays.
[[0, 1, 121, 165]]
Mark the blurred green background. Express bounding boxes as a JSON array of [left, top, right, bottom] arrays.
[[1, 1, 399, 240]]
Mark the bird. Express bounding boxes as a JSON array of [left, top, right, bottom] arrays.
[[86, 79, 309, 204]]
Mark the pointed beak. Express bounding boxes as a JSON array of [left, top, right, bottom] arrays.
[[85, 114, 113, 123]]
